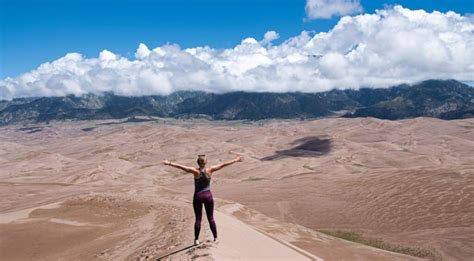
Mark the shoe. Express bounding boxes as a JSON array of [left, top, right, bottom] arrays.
[[213, 238, 219, 244], [194, 239, 200, 246]]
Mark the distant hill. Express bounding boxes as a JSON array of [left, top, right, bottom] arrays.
[[344, 80, 474, 120], [0, 79, 472, 125]]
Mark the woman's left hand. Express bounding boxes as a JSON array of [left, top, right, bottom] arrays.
[[162, 160, 171, 165]]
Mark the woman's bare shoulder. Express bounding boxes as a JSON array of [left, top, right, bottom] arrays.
[[190, 167, 200, 177], [206, 167, 214, 175]]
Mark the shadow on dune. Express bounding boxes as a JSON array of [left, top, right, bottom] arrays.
[[16, 126, 43, 134], [97, 116, 155, 126], [261, 136, 332, 161], [156, 244, 195, 260], [80, 117, 157, 131]]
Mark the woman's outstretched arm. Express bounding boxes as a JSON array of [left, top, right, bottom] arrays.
[[208, 156, 242, 174], [162, 160, 199, 176]]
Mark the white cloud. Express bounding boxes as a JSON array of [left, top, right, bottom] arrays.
[[99, 50, 117, 61], [135, 43, 151, 59], [1, 6, 473, 100], [260, 30, 280, 45], [305, 0, 362, 19]]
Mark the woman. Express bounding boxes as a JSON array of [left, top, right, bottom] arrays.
[[162, 154, 242, 245]]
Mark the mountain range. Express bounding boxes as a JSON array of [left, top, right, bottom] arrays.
[[1, 79, 472, 126]]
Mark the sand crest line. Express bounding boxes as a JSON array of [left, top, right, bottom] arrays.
[[209, 209, 319, 260], [214, 208, 324, 260]]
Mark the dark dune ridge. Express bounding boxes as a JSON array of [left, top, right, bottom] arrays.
[[16, 126, 44, 134], [262, 136, 332, 160]]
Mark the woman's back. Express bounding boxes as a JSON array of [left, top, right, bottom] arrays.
[[194, 168, 211, 193]]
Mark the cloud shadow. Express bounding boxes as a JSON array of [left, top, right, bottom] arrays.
[[261, 136, 332, 161]]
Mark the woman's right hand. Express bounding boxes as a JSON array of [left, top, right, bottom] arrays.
[[162, 160, 171, 165], [234, 156, 243, 162]]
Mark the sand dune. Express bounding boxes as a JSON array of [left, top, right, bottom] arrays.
[[157, 206, 318, 261], [1, 117, 473, 260]]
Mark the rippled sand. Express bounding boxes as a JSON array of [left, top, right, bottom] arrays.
[[0, 117, 472, 260]]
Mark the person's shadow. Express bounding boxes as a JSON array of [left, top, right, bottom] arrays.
[[156, 245, 195, 260]]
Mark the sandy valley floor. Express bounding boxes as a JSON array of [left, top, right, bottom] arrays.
[[0, 117, 472, 260]]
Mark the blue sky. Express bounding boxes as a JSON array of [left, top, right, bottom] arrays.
[[1, 0, 473, 79]]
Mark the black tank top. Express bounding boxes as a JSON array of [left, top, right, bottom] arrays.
[[194, 168, 211, 193]]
